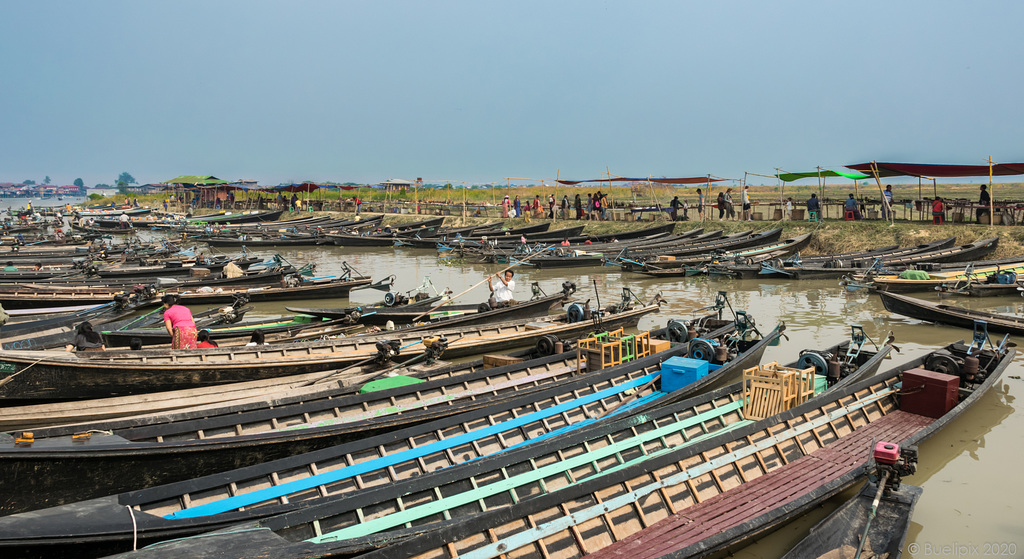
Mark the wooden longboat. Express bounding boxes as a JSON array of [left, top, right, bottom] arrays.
[[0, 318, 779, 550], [201, 235, 328, 248], [0, 319, 716, 518], [635, 233, 812, 277], [611, 230, 761, 271], [719, 239, 957, 280], [780, 481, 922, 559], [0, 303, 660, 403], [185, 210, 287, 225], [0, 276, 370, 308], [45, 329, 905, 559], [309, 341, 1003, 559], [872, 254, 1024, 293], [360, 291, 567, 330], [101, 315, 340, 348], [879, 290, 1024, 336], [165, 340, 1003, 559], [0, 314, 735, 431]]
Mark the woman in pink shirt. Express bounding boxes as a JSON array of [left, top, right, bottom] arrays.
[[162, 294, 197, 349]]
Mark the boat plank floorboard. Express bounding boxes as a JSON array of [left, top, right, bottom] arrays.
[[588, 410, 933, 559]]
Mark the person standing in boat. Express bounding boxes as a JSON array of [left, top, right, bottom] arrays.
[[487, 270, 516, 308], [162, 294, 197, 349], [65, 321, 105, 352]]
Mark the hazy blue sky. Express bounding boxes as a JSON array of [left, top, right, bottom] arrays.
[[2, 1, 1021, 187]]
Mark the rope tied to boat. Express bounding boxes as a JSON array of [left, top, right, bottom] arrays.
[[125, 505, 138, 551]]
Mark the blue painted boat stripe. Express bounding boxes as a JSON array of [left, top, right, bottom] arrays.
[[165, 371, 661, 519]]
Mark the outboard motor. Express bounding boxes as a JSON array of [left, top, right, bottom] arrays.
[[870, 441, 918, 494], [535, 334, 561, 356], [561, 281, 577, 297], [422, 336, 449, 363], [566, 302, 587, 323], [373, 339, 402, 365], [687, 337, 719, 362], [666, 319, 688, 343]]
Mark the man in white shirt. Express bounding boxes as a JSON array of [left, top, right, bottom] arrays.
[[487, 270, 516, 307]]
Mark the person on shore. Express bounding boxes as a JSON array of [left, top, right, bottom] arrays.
[[724, 188, 736, 220], [807, 193, 821, 216], [881, 185, 894, 220], [741, 186, 752, 221], [532, 195, 542, 218], [197, 329, 219, 348], [547, 194, 555, 219], [716, 191, 726, 220], [669, 196, 682, 221], [932, 196, 945, 224], [354, 196, 361, 215], [574, 194, 583, 220], [162, 294, 197, 349], [513, 195, 521, 218], [593, 192, 603, 221], [245, 331, 268, 346], [501, 194, 510, 218], [66, 321, 105, 352], [600, 192, 609, 220], [487, 270, 516, 308], [844, 193, 863, 219], [560, 195, 569, 219], [977, 185, 991, 223], [785, 197, 794, 219], [696, 188, 705, 220]]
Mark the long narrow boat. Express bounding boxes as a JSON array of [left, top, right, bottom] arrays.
[[636, 233, 813, 277], [873, 257, 1024, 294], [233, 338, 1006, 559], [0, 316, 786, 550], [0, 275, 371, 308], [0, 316, 721, 518], [101, 314, 340, 348], [184, 209, 286, 225], [613, 229, 783, 271], [878, 290, 1024, 335], [0, 302, 660, 403], [780, 481, 923, 559], [68, 328, 916, 559]]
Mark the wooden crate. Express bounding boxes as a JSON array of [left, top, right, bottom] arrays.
[[741, 361, 816, 420], [482, 355, 524, 369]]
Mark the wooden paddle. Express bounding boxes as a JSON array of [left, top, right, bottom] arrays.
[[410, 244, 555, 322]]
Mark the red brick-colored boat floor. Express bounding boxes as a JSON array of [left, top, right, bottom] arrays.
[[590, 410, 933, 559]]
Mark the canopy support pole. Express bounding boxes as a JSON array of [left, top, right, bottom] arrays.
[[988, 156, 995, 226], [869, 161, 894, 225]]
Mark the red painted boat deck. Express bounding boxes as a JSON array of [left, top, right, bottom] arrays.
[[590, 410, 934, 559]]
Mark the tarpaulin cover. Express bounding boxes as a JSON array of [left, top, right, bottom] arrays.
[[846, 162, 1024, 178], [777, 170, 870, 182], [556, 176, 723, 185]]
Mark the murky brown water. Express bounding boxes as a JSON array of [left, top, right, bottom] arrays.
[[222, 243, 1024, 558]]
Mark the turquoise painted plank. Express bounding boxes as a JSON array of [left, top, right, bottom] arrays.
[[167, 372, 660, 519]]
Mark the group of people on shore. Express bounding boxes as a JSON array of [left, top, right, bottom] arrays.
[[665, 186, 757, 222]]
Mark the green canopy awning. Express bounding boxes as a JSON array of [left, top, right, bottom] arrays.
[[166, 175, 228, 185], [776, 170, 870, 182]]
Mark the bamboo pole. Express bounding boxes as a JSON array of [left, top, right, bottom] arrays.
[[409, 245, 555, 321], [988, 156, 995, 226], [869, 161, 894, 225]]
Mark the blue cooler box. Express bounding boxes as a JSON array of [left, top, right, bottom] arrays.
[[661, 356, 710, 392]]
